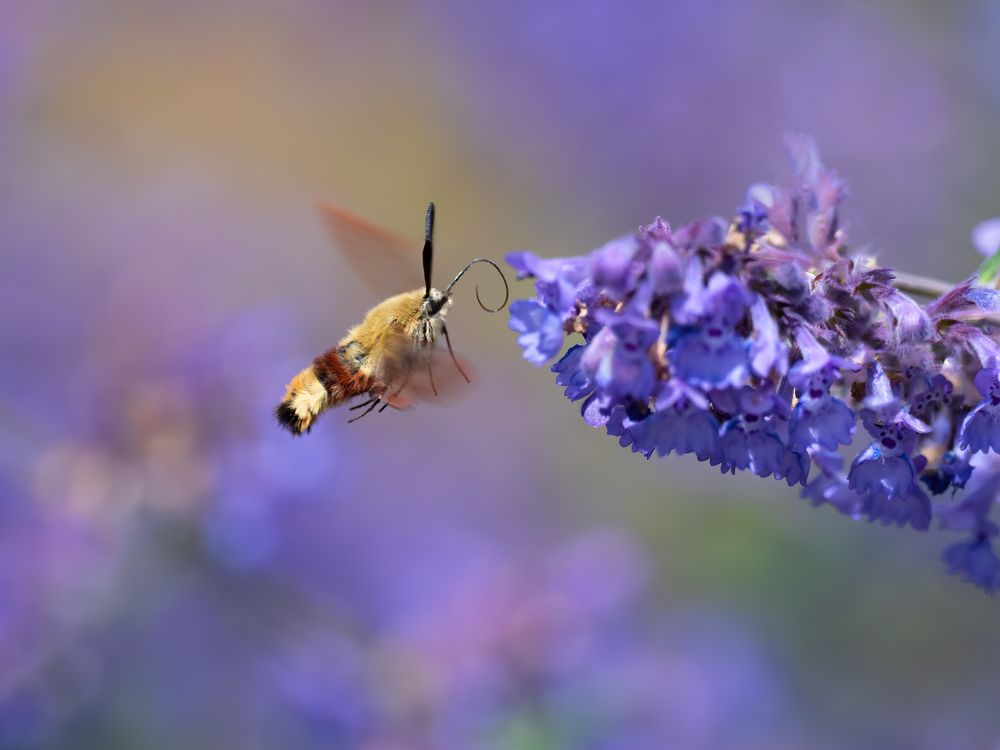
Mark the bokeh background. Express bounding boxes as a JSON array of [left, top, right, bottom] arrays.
[[3, 1, 1000, 748]]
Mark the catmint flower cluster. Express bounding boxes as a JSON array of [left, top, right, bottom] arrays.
[[508, 135, 1000, 594]]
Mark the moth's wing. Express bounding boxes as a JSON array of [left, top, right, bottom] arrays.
[[318, 202, 423, 297], [374, 328, 475, 410]]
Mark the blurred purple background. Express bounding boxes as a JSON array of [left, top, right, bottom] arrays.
[[2, 1, 1000, 748]]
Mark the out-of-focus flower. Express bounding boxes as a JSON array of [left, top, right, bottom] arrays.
[[0, 283, 359, 740], [972, 217, 1000, 258], [0, 516, 796, 748], [508, 135, 1000, 592], [294, 529, 793, 749]]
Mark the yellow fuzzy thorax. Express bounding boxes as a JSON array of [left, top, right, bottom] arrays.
[[339, 288, 452, 352]]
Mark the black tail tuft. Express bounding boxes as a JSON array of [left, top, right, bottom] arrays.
[[275, 400, 306, 435]]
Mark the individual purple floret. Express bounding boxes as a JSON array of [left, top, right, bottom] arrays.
[[582, 302, 660, 404], [669, 260, 753, 390], [958, 367, 1000, 454], [935, 466, 1000, 591], [551, 344, 594, 401], [507, 251, 593, 364], [507, 134, 1000, 594], [625, 381, 720, 460], [864, 483, 932, 531], [848, 443, 917, 500], [943, 533, 1000, 593], [717, 387, 788, 481], [847, 364, 930, 506], [788, 329, 857, 452], [508, 299, 565, 365]]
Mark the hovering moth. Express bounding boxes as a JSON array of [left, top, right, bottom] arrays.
[[275, 202, 507, 434]]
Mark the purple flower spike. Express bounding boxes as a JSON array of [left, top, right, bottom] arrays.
[[506, 136, 1000, 593]]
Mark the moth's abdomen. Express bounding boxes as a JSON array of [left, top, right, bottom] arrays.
[[275, 346, 370, 434]]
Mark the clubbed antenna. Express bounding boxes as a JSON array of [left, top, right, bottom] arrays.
[[422, 202, 435, 298]]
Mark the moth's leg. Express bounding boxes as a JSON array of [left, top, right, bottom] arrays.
[[349, 397, 376, 411], [380, 359, 416, 413], [427, 353, 437, 396], [442, 324, 470, 383], [348, 398, 380, 423], [348, 383, 385, 423]]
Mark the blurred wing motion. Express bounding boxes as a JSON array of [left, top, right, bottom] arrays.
[[372, 327, 474, 411], [318, 202, 424, 296]]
